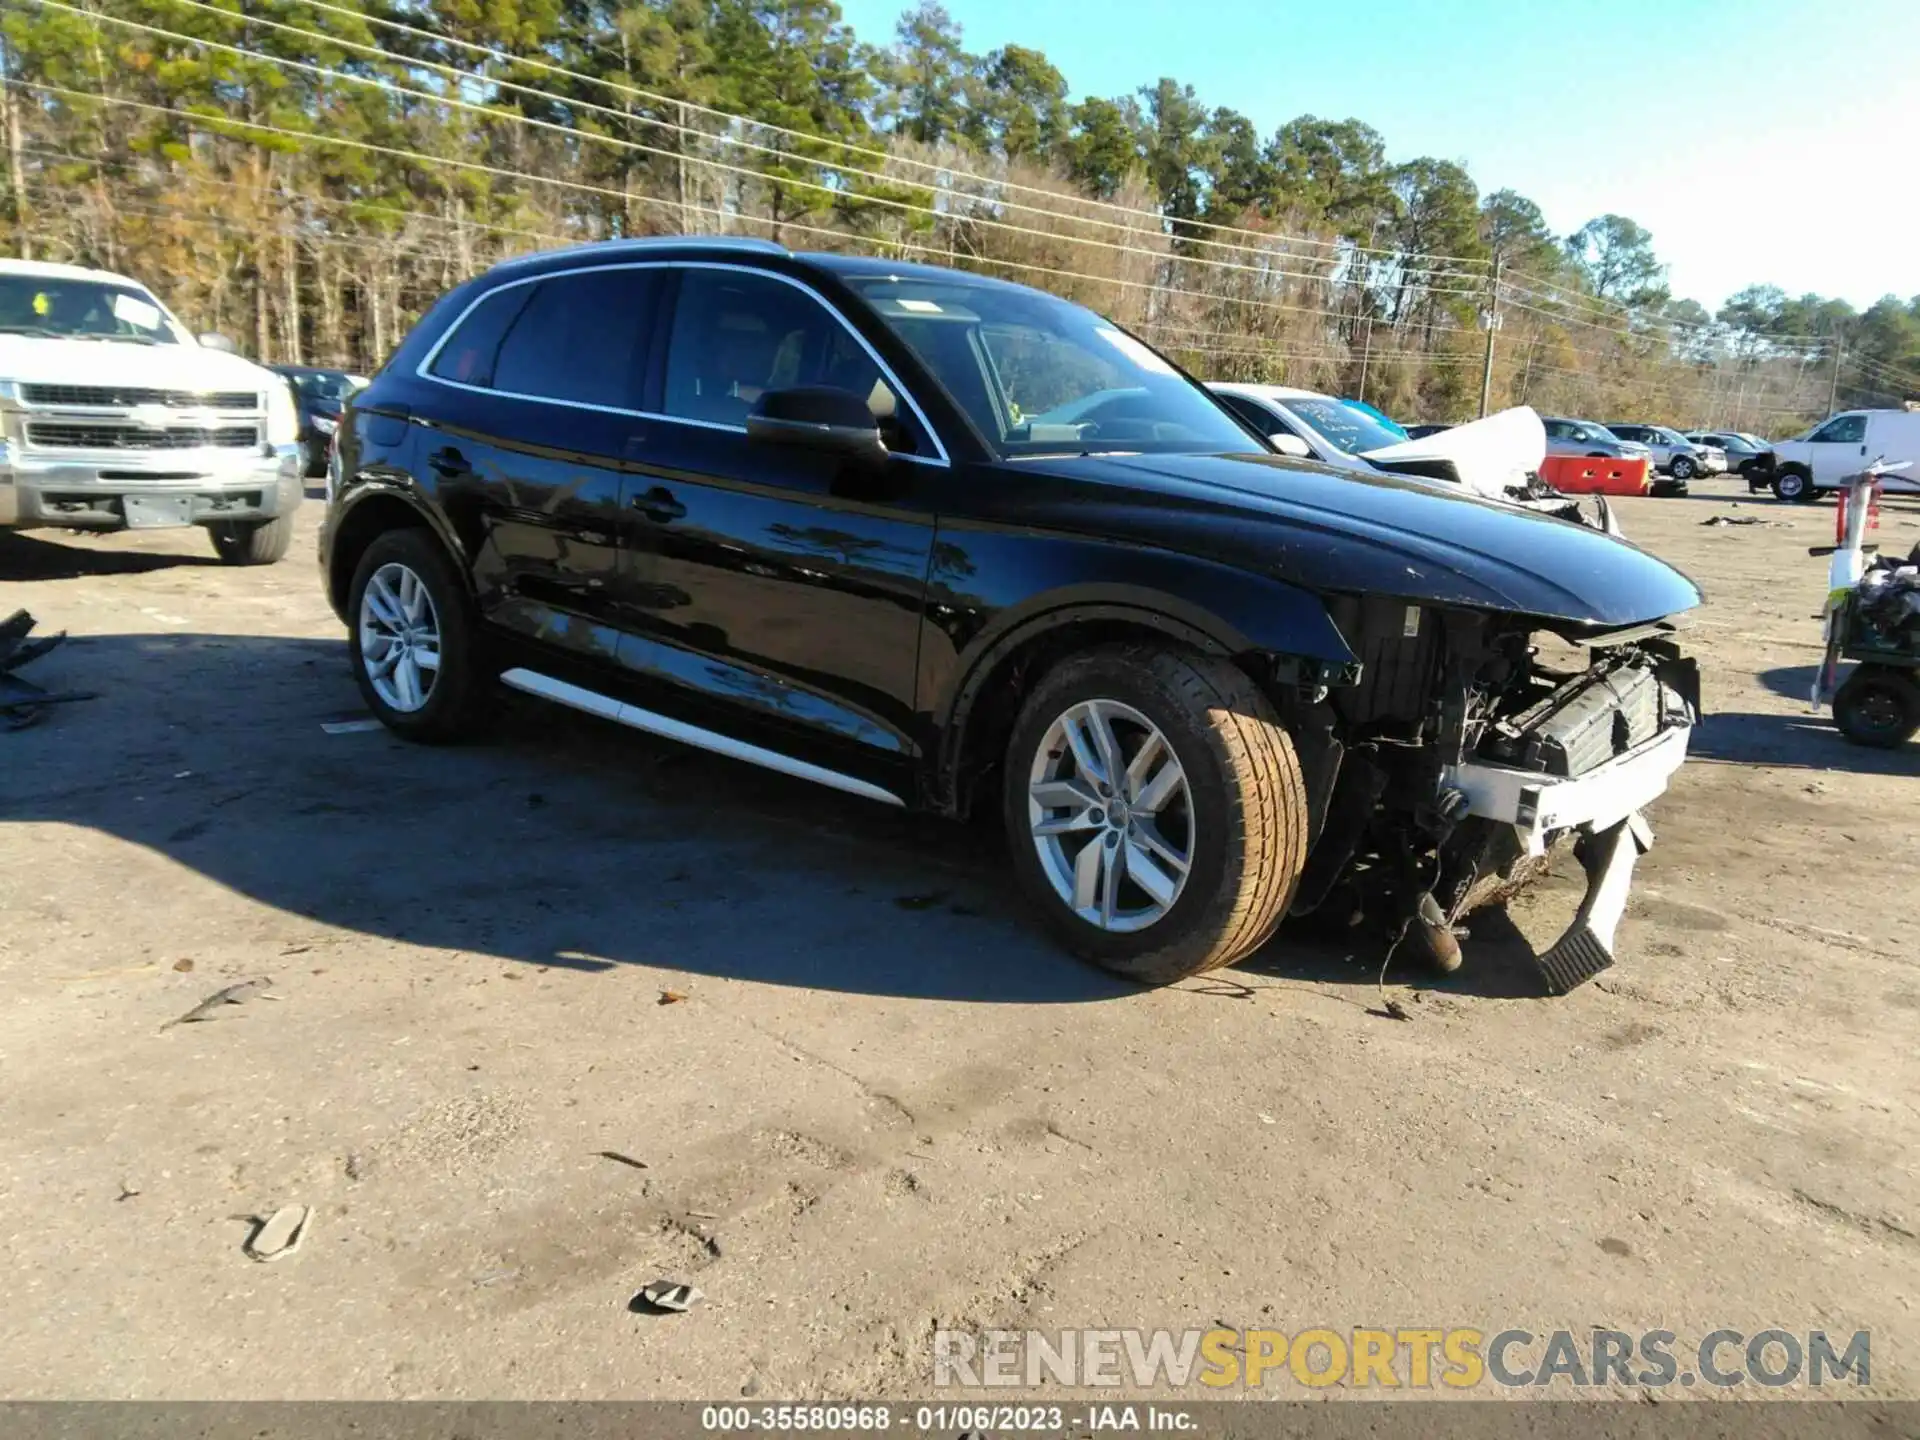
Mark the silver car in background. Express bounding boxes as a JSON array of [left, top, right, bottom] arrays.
[[1543, 416, 1653, 462], [1686, 430, 1772, 480], [1605, 423, 1709, 482]]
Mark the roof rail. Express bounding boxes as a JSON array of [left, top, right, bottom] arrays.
[[488, 233, 790, 274]]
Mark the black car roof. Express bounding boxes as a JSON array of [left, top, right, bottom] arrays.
[[475, 235, 1039, 296], [793, 251, 1037, 293]]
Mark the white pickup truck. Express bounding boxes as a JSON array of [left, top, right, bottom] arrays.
[[0, 258, 303, 564]]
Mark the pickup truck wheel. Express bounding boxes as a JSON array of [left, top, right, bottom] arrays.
[[347, 528, 488, 742], [1002, 644, 1307, 984], [1833, 665, 1920, 749], [207, 515, 295, 566], [1774, 468, 1812, 502]]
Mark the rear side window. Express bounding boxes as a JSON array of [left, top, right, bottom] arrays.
[[428, 284, 531, 388], [490, 269, 659, 409]]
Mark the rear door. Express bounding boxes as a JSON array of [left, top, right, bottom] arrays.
[[608, 263, 943, 790], [420, 265, 664, 670], [1866, 412, 1920, 492]]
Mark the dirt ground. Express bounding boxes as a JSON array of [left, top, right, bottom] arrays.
[[1, 476, 1916, 1401]]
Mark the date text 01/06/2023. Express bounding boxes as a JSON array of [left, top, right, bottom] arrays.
[[699, 1404, 1196, 1432]]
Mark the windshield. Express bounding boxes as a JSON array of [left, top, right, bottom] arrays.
[[0, 273, 182, 344], [1654, 427, 1690, 445], [1339, 397, 1408, 441], [844, 276, 1251, 458], [1285, 397, 1408, 455], [1571, 422, 1612, 443]]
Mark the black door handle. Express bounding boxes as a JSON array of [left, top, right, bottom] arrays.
[[428, 446, 472, 479], [631, 485, 686, 522]]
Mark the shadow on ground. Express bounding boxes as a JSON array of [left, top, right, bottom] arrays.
[[0, 529, 217, 579], [1, 630, 1141, 1003], [3, 631, 1588, 1005], [1692, 668, 1920, 775]]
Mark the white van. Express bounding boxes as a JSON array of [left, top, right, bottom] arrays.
[[1769, 408, 1920, 501]]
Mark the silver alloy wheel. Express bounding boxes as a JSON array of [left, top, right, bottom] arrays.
[[1027, 698, 1194, 933], [358, 560, 441, 713], [1672, 456, 1694, 479]]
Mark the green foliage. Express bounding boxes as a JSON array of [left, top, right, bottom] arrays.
[[2, 0, 1904, 425], [1564, 213, 1666, 304]]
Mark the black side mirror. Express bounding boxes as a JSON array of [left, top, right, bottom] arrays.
[[746, 386, 886, 462]]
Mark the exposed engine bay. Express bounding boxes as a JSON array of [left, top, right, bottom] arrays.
[[1280, 597, 1700, 992]]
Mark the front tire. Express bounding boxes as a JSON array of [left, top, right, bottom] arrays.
[[1833, 665, 1920, 749], [347, 528, 490, 742], [207, 515, 295, 566], [1774, 468, 1812, 502], [1001, 644, 1307, 984], [1670, 455, 1697, 481]]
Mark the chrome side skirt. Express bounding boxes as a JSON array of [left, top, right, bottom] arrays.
[[498, 667, 905, 808]]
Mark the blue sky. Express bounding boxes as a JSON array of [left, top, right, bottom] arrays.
[[835, 0, 1919, 313]]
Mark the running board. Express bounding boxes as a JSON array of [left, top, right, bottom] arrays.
[[498, 667, 904, 808]]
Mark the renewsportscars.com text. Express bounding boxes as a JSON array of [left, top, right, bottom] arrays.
[[932, 1327, 1871, 1390]]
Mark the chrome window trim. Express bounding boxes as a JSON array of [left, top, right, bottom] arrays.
[[414, 260, 951, 468]]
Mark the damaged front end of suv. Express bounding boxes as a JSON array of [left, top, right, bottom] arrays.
[[1277, 599, 1700, 993]]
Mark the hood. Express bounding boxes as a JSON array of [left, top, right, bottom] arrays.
[[0, 334, 279, 395], [1358, 405, 1546, 500], [1034, 451, 1703, 629]]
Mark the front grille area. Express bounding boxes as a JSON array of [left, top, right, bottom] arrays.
[[20, 384, 259, 410], [26, 422, 259, 451]]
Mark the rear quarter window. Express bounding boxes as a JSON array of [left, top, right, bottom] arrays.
[[427, 284, 532, 388], [429, 268, 660, 409]]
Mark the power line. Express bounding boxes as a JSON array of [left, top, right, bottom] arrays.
[[274, 0, 1497, 267], [15, 78, 1469, 334], [128, 0, 1494, 290], [44, 1, 1493, 300]]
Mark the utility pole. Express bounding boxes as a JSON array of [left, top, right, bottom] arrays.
[[1478, 257, 1502, 418], [1356, 313, 1373, 404], [1826, 342, 1844, 418]]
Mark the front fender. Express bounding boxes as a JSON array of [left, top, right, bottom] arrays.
[[918, 528, 1357, 810]]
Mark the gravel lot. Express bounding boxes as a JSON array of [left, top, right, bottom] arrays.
[[1, 477, 1916, 1400]]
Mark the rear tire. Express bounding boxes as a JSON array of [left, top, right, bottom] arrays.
[[207, 514, 295, 566], [1001, 644, 1307, 985], [347, 527, 490, 743], [1774, 468, 1812, 502], [1833, 665, 1920, 749]]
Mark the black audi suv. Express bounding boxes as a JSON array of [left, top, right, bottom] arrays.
[[320, 237, 1701, 993]]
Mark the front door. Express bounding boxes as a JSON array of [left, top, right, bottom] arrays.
[[420, 265, 664, 670], [611, 264, 942, 791], [1806, 413, 1868, 488]]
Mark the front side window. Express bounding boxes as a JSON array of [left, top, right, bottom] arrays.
[[660, 268, 923, 456], [845, 275, 1251, 458], [0, 273, 182, 344], [1215, 391, 1285, 439], [1811, 415, 1867, 444]]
